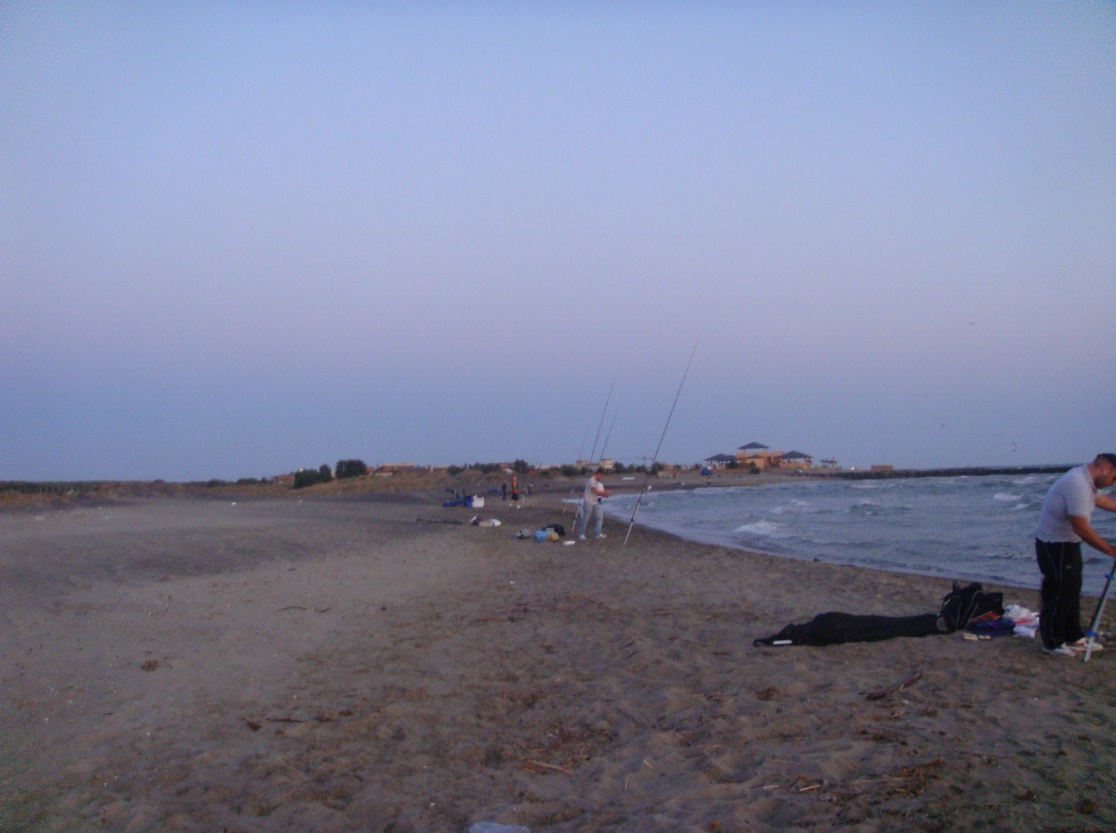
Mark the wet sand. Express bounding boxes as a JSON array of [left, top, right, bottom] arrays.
[[2, 490, 1113, 832]]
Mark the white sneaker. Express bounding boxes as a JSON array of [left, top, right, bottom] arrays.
[[1068, 638, 1104, 652], [1043, 644, 1076, 657], [595, 534, 607, 539], [578, 535, 586, 541]]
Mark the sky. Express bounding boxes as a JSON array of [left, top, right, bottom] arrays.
[[2, 2, 1114, 482]]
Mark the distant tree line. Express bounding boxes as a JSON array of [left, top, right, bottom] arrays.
[[448, 462, 507, 476], [336, 459, 368, 479], [292, 459, 368, 489], [293, 464, 333, 489], [442, 460, 667, 479], [0, 481, 99, 496]]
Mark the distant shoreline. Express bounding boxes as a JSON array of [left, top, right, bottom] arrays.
[[1, 464, 1075, 508], [825, 464, 1071, 480]]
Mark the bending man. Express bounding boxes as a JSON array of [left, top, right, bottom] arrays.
[[1034, 453, 1116, 656]]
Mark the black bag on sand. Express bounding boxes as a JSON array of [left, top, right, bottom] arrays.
[[753, 612, 945, 647], [936, 582, 1004, 633]]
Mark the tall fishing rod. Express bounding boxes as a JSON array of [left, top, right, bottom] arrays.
[[517, 437, 546, 506], [623, 340, 699, 546], [569, 403, 620, 528], [563, 424, 593, 517], [586, 365, 620, 467], [566, 367, 620, 518], [569, 403, 621, 539], [598, 405, 619, 466]]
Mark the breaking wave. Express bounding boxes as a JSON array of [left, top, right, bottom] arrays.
[[734, 520, 787, 538]]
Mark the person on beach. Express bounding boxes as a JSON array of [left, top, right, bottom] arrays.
[[510, 476, 521, 509], [1034, 453, 1116, 656], [578, 468, 612, 540]]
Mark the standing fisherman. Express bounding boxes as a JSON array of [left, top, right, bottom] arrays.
[[578, 469, 611, 540], [1034, 454, 1116, 656]]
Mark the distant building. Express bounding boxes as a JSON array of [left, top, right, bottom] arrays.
[[782, 450, 813, 470], [703, 453, 736, 469], [871, 464, 894, 473], [736, 442, 783, 470], [375, 464, 427, 475]]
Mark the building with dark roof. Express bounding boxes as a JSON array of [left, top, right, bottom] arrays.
[[736, 442, 783, 470], [782, 450, 813, 469], [703, 453, 737, 468]]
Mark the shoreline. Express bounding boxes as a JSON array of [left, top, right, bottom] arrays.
[[3, 490, 1113, 832], [3, 462, 1069, 512], [3, 469, 1104, 596]]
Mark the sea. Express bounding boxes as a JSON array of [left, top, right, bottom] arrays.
[[602, 472, 1116, 596]]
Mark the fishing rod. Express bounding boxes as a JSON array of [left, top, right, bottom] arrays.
[[623, 339, 699, 546], [520, 435, 547, 505], [587, 365, 620, 467], [566, 367, 619, 519], [598, 405, 619, 467], [569, 403, 621, 532], [563, 424, 593, 517], [529, 437, 544, 470]]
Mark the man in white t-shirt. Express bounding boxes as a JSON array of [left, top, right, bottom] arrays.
[[1034, 454, 1116, 656], [577, 469, 612, 540]]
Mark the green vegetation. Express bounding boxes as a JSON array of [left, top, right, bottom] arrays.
[[293, 465, 333, 489], [0, 481, 96, 496], [335, 459, 368, 479]]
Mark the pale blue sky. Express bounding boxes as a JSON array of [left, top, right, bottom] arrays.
[[2, 2, 1114, 481]]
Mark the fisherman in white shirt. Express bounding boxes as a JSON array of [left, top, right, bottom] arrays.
[[578, 468, 612, 540], [1034, 453, 1116, 656]]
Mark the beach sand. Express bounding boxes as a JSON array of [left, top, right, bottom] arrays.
[[2, 487, 1113, 832]]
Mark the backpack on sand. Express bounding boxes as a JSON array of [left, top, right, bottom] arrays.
[[936, 582, 1004, 633]]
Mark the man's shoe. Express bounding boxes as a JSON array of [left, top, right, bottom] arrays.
[[1043, 644, 1076, 657], [1068, 638, 1104, 652], [595, 534, 607, 539], [578, 535, 587, 541]]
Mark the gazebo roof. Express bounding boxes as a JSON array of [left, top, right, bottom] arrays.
[[738, 442, 770, 451]]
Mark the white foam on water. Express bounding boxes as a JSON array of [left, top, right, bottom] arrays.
[[734, 519, 788, 538]]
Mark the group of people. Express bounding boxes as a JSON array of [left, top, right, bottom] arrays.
[[499, 468, 612, 538]]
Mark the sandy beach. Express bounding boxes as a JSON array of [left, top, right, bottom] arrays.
[[2, 485, 1114, 833]]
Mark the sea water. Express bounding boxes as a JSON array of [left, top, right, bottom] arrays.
[[603, 473, 1116, 596]]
